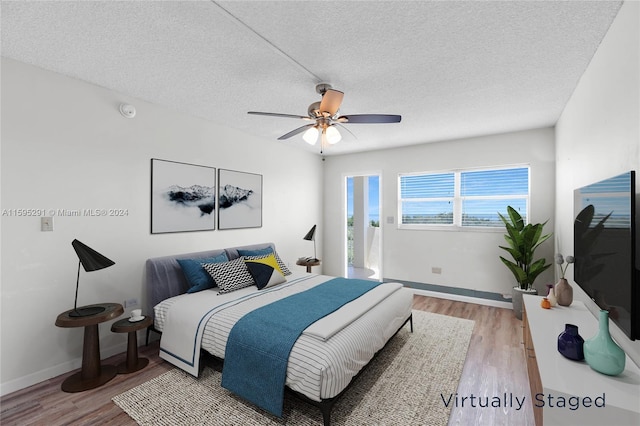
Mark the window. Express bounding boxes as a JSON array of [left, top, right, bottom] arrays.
[[399, 166, 529, 229], [400, 173, 454, 225]]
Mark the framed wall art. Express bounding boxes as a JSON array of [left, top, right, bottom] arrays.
[[218, 169, 262, 230], [151, 158, 216, 234]]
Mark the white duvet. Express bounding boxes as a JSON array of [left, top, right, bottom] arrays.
[[154, 272, 413, 401]]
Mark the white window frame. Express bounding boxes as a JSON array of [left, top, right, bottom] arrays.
[[398, 165, 530, 231]]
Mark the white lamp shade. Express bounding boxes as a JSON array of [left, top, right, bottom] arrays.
[[303, 127, 319, 145], [326, 126, 342, 144]]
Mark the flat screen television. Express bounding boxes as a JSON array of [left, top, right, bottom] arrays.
[[574, 170, 638, 340]]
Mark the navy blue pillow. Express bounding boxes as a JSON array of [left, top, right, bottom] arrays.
[[178, 253, 229, 293], [237, 247, 274, 257]]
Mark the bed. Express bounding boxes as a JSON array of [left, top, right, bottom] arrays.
[[146, 242, 413, 425]]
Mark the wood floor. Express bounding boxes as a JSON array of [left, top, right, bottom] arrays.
[[1, 295, 533, 426]]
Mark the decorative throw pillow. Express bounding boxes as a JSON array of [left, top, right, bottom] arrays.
[[245, 254, 287, 290], [203, 257, 255, 295], [237, 247, 292, 276], [177, 253, 229, 293], [273, 251, 292, 276], [245, 251, 292, 276], [237, 247, 274, 257]]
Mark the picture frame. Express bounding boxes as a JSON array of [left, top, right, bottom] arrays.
[[151, 158, 216, 234], [218, 169, 263, 230]]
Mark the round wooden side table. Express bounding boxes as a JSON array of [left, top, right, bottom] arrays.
[[111, 316, 153, 374], [55, 302, 124, 392], [296, 257, 321, 273]]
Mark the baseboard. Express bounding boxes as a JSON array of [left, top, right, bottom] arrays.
[[0, 341, 127, 397], [386, 277, 514, 309], [409, 288, 513, 309]]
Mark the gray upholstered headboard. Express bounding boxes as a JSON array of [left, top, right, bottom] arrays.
[[144, 242, 276, 316]]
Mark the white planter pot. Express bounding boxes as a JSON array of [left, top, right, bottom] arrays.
[[512, 286, 538, 320]]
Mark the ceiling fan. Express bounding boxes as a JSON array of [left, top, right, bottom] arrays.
[[248, 83, 401, 153]]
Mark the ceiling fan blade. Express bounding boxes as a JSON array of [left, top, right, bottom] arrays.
[[319, 89, 344, 116], [337, 114, 402, 124], [335, 123, 358, 140], [248, 111, 312, 120], [277, 124, 316, 140]]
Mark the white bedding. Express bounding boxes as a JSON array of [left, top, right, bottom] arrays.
[[154, 272, 413, 401]]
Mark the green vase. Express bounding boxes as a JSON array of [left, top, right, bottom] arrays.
[[583, 310, 626, 376]]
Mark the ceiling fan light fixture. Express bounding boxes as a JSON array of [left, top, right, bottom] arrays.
[[303, 126, 319, 145], [248, 83, 401, 153], [326, 125, 342, 144]]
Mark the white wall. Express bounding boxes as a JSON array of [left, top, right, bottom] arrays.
[[323, 127, 556, 297], [555, 0, 640, 365], [0, 58, 323, 394]]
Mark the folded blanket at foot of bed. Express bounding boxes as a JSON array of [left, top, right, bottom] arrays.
[[221, 277, 381, 417]]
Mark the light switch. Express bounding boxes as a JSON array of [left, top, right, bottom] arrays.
[[41, 217, 54, 231]]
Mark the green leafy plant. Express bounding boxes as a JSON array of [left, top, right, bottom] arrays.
[[498, 206, 552, 290]]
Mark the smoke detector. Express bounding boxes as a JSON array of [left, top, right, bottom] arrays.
[[119, 103, 136, 119]]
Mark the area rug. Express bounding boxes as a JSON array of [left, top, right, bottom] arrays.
[[113, 310, 474, 425]]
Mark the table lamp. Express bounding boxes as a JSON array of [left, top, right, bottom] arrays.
[[70, 239, 115, 317], [303, 225, 318, 261]]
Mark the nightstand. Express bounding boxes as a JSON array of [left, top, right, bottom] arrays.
[[55, 302, 124, 392], [111, 315, 153, 374], [296, 257, 321, 273]]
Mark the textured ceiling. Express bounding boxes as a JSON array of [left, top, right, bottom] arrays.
[[1, 1, 623, 155]]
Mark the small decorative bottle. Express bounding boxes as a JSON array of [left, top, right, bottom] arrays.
[[584, 310, 626, 376], [540, 297, 551, 309], [557, 324, 584, 361], [546, 284, 557, 307]]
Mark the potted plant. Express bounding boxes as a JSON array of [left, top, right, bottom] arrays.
[[498, 206, 552, 319]]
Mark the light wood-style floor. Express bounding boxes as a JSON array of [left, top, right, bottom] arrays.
[[1, 295, 533, 425]]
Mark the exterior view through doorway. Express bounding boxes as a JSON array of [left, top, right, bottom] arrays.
[[346, 174, 382, 281]]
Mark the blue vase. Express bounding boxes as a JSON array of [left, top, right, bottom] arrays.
[[557, 324, 584, 361], [583, 310, 626, 376]]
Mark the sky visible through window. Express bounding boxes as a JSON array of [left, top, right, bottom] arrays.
[[400, 167, 529, 226], [347, 176, 380, 223], [346, 168, 539, 227]]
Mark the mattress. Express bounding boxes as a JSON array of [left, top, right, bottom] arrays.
[[154, 272, 413, 401]]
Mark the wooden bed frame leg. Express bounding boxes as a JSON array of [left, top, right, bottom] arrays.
[[320, 403, 332, 426], [146, 325, 162, 346]]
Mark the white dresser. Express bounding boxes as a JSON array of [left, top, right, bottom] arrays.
[[522, 295, 640, 426]]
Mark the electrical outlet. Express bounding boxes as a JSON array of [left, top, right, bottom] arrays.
[[124, 298, 139, 308], [431, 267, 442, 274]]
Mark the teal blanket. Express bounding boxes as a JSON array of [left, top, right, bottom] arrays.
[[221, 277, 381, 417]]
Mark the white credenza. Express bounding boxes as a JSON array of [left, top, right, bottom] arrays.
[[522, 295, 640, 426]]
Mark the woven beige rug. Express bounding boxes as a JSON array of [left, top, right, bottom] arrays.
[[113, 310, 474, 425]]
